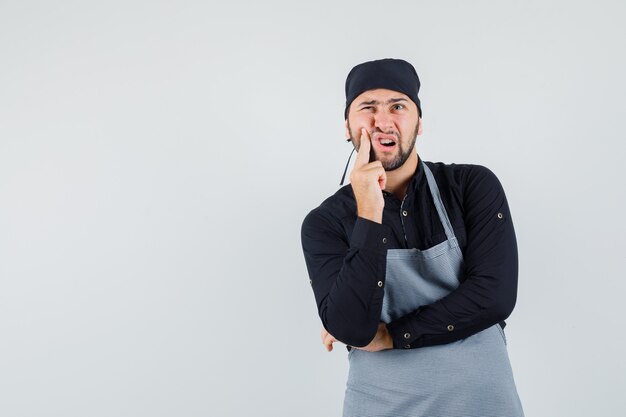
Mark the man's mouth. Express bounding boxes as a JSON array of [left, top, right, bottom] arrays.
[[374, 134, 398, 150]]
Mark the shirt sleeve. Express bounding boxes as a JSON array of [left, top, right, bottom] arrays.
[[386, 165, 519, 349], [301, 211, 392, 347]]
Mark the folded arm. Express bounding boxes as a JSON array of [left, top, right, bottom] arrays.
[[301, 212, 391, 348], [386, 165, 519, 348]]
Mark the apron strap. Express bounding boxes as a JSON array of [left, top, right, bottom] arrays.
[[422, 162, 457, 243]]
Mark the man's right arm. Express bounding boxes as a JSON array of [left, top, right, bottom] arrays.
[[300, 209, 390, 347]]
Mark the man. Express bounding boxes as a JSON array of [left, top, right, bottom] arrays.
[[300, 58, 525, 416]]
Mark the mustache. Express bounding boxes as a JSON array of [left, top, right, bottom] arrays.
[[372, 131, 400, 141], [348, 129, 401, 142]]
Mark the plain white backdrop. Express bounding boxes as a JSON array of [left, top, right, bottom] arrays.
[[1, 1, 625, 416]]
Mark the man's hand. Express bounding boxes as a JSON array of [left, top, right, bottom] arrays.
[[349, 128, 386, 224], [355, 322, 393, 352], [321, 326, 339, 352], [321, 322, 393, 352]]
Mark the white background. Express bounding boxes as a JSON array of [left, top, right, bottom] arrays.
[[1, 1, 625, 416]]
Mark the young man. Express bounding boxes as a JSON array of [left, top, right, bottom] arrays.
[[300, 58, 525, 416]]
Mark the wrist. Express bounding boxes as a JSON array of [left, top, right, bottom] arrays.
[[357, 209, 383, 224]]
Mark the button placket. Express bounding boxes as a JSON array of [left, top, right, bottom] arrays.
[[399, 194, 409, 247]]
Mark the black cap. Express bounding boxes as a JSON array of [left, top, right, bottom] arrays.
[[344, 58, 422, 120]]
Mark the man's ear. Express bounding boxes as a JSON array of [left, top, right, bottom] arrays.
[[417, 117, 423, 135], [344, 119, 351, 141]]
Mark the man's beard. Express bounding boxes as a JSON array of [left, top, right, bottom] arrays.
[[348, 121, 419, 171]]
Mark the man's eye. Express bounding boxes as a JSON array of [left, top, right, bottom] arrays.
[[393, 104, 405, 110]]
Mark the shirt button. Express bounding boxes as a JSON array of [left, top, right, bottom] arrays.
[[402, 210, 408, 216], [404, 332, 411, 339], [377, 280, 383, 287], [447, 324, 454, 331], [404, 344, 411, 349], [382, 237, 387, 244], [497, 212, 503, 219]]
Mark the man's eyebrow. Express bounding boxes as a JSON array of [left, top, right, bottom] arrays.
[[357, 98, 408, 107]]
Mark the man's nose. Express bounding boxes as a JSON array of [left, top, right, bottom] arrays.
[[373, 111, 394, 131]]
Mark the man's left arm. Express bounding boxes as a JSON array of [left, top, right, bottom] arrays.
[[386, 164, 519, 349]]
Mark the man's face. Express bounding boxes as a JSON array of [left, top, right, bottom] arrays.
[[345, 88, 422, 171]]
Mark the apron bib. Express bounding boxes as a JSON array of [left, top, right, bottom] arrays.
[[342, 163, 525, 417]]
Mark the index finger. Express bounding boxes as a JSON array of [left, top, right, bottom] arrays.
[[354, 128, 371, 168]]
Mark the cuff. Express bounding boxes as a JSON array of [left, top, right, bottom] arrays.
[[350, 216, 392, 251], [387, 309, 421, 349]]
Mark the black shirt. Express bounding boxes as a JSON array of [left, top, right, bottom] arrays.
[[300, 156, 519, 350]]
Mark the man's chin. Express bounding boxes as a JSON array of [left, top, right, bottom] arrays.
[[379, 152, 410, 171], [383, 164, 402, 171]]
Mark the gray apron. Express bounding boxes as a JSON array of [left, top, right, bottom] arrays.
[[342, 162, 525, 417]]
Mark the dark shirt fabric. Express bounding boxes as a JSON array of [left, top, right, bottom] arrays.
[[300, 155, 519, 351]]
